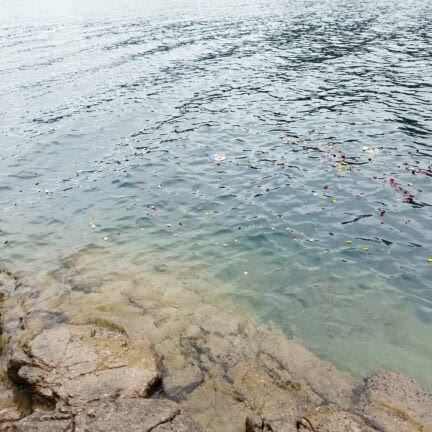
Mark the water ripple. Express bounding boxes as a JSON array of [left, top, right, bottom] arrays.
[[1, 0, 432, 387]]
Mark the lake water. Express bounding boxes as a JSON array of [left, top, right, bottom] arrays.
[[1, 0, 431, 388]]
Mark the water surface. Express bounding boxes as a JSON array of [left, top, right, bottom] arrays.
[[1, 0, 431, 387]]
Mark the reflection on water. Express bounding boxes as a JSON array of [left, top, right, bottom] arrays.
[[1, 0, 431, 387]]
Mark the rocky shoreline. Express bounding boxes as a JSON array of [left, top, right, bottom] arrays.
[[1, 268, 431, 432]]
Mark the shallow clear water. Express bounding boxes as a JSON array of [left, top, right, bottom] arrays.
[[1, 0, 432, 387]]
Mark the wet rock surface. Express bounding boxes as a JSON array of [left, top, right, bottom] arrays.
[[148, 306, 354, 430], [130, 301, 432, 432]]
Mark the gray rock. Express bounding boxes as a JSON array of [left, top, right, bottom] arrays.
[[74, 399, 202, 432], [1, 411, 74, 432], [297, 410, 375, 432], [357, 370, 432, 432], [3, 399, 203, 432], [8, 324, 160, 408], [264, 420, 297, 432]]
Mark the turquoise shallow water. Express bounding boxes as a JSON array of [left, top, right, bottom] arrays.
[[1, 0, 432, 386]]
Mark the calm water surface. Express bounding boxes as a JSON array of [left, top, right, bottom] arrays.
[[1, 0, 432, 386]]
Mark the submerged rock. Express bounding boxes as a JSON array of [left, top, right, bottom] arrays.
[[157, 308, 353, 430], [162, 363, 204, 399]]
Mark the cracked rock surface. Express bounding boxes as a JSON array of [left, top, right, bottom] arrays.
[[0, 323, 202, 432], [8, 324, 160, 407], [74, 399, 202, 432], [3, 410, 74, 432], [3, 399, 202, 432]]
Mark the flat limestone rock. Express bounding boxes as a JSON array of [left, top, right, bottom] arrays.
[[2, 399, 202, 432], [357, 370, 432, 432], [74, 399, 203, 432], [8, 324, 160, 407], [1, 411, 74, 432], [264, 420, 297, 432], [297, 410, 375, 432]]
